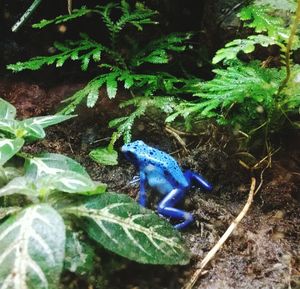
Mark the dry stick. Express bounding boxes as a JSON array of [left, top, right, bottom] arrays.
[[183, 177, 256, 289], [11, 0, 43, 32]]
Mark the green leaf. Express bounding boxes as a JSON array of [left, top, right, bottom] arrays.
[[23, 115, 75, 129], [0, 119, 19, 136], [64, 231, 95, 275], [213, 35, 276, 64], [0, 204, 66, 289], [0, 138, 24, 166], [0, 166, 23, 188], [0, 98, 16, 120], [106, 75, 118, 99], [89, 147, 118, 166], [65, 193, 190, 265], [0, 176, 35, 197], [21, 122, 45, 140], [239, 5, 287, 40], [32, 6, 99, 29], [25, 153, 91, 179]]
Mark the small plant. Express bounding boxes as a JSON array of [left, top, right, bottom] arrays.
[[0, 98, 190, 289], [7, 1, 195, 164], [167, 0, 300, 143]]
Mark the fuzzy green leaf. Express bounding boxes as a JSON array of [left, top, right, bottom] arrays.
[[0, 138, 24, 166], [25, 153, 91, 179], [89, 147, 118, 166], [23, 115, 75, 129], [0, 98, 16, 120], [0, 204, 66, 289], [65, 193, 190, 265], [64, 231, 95, 275]]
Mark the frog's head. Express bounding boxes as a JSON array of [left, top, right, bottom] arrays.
[[121, 140, 147, 165]]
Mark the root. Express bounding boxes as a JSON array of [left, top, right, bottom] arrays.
[[182, 177, 257, 289]]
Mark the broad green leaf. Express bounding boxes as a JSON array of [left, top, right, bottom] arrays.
[[0, 138, 24, 166], [0, 166, 23, 188], [0, 204, 66, 289], [0, 98, 16, 120], [21, 122, 45, 140], [64, 231, 95, 274], [0, 177, 35, 197], [0, 119, 19, 136], [65, 193, 190, 265], [49, 172, 96, 194], [89, 147, 118, 166], [23, 115, 75, 129], [25, 153, 91, 179]]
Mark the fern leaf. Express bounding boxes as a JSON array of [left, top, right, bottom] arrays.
[[32, 6, 101, 29], [254, 0, 297, 12], [7, 35, 106, 72], [213, 35, 276, 64], [131, 33, 189, 67], [239, 5, 287, 39], [172, 62, 285, 128]]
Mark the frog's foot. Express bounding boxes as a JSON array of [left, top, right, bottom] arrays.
[[184, 170, 213, 191], [157, 188, 193, 229], [129, 175, 140, 184]]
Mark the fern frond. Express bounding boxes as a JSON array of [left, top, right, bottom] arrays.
[[170, 62, 285, 128], [109, 96, 176, 144], [7, 34, 106, 72], [254, 0, 297, 12], [213, 35, 277, 64], [32, 6, 101, 29], [100, 1, 157, 43], [239, 5, 287, 40], [130, 33, 189, 67], [281, 64, 300, 109]]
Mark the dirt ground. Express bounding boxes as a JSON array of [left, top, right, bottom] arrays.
[[2, 80, 300, 289]]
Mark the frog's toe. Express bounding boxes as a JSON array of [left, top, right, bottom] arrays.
[[157, 205, 194, 230]]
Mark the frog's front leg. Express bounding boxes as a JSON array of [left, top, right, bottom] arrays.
[[157, 188, 193, 230], [139, 171, 147, 207]]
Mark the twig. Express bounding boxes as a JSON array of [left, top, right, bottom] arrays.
[[68, 0, 73, 14], [278, 0, 300, 93], [165, 126, 188, 151], [11, 0, 43, 32], [183, 177, 256, 289]]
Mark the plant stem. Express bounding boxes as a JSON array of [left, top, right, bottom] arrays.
[[11, 0, 43, 32], [278, 0, 300, 93]]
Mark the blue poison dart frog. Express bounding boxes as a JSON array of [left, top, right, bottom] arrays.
[[121, 140, 212, 229]]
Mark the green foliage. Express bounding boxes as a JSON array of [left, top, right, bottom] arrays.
[[0, 99, 191, 288], [171, 1, 300, 139], [7, 1, 191, 161], [0, 98, 74, 166], [65, 192, 190, 265], [8, 33, 105, 72]]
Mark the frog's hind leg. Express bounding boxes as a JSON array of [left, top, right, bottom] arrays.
[[157, 188, 193, 229], [184, 170, 213, 191], [139, 171, 147, 207]]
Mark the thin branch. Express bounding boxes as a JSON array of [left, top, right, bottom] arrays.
[[183, 177, 256, 289], [11, 0, 43, 32], [278, 0, 300, 93]]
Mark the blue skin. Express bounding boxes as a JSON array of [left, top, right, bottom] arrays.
[[121, 140, 212, 229]]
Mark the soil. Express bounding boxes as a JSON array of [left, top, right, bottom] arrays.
[[2, 80, 300, 289]]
